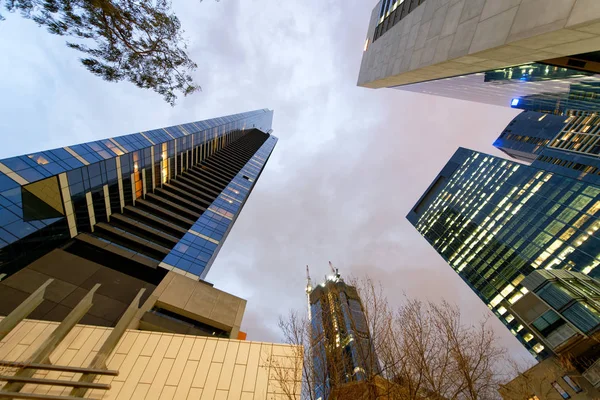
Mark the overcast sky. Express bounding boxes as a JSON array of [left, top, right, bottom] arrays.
[[0, 0, 533, 365]]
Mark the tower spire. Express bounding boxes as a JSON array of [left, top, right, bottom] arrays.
[[306, 265, 313, 293], [306, 265, 313, 321]]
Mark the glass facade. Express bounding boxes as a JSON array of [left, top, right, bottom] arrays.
[[159, 135, 277, 279], [396, 63, 600, 109], [0, 109, 276, 280], [309, 276, 380, 400], [407, 147, 600, 359], [511, 81, 600, 114], [374, 0, 426, 42], [493, 111, 568, 163], [492, 109, 600, 187]]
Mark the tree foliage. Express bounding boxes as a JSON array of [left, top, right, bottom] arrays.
[[1, 0, 201, 105]]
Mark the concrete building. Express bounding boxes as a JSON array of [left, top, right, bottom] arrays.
[[0, 110, 277, 331], [358, 0, 600, 109], [0, 278, 301, 400], [498, 271, 600, 399], [499, 357, 599, 400]]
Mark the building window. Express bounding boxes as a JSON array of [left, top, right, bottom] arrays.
[[562, 376, 582, 393], [552, 382, 571, 399]]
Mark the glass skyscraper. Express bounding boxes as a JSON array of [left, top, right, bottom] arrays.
[[493, 110, 600, 187], [0, 109, 276, 327], [307, 268, 380, 400], [408, 147, 600, 359]]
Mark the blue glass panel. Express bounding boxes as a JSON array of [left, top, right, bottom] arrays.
[[1, 188, 21, 205], [4, 219, 36, 239], [0, 227, 18, 244], [2, 157, 31, 171], [0, 207, 20, 225], [0, 174, 19, 191]]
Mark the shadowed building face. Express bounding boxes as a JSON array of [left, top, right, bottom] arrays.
[[0, 110, 277, 329]]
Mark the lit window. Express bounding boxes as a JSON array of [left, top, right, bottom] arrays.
[[551, 382, 571, 399], [524, 333, 534, 342], [533, 343, 544, 353], [509, 292, 523, 304], [490, 294, 504, 307], [501, 285, 515, 297], [505, 314, 514, 323], [562, 376, 582, 393], [497, 306, 507, 315]]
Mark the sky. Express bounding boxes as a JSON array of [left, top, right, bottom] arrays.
[[0, 0, 534, 366]]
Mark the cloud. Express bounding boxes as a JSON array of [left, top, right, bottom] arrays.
[[0, 0, 531, 363]]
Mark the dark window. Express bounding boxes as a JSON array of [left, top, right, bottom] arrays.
[[532, 310, 565, 337]]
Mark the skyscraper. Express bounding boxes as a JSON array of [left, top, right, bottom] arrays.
[[0, 109, 277, 328], [493, 110, 600, 186], [358, 0, 600, 109], [407, 147, 600, 359], [307, 264, 380, 400]]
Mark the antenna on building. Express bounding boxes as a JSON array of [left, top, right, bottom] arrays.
[[306, 265, 313, 321], [329, 261, 342, 281], [306, 265, 312, 293]]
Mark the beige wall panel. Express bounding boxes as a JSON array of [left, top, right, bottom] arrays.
[[189, 337, 206, 361], [164, 335, 183, 359], [193, 339, 217, 388], [173, 360, 198, 399], [227, 364, 246, 400], [140, 335, 173, 383], [113, 333, 148, 382], [158, 385, 177, 400], [141, 332, 161, 357], [131, 383, 151, 399], [242, 343, 262, 392], [116, 356, 150, 400], [213, 339, 228, 363], [217, 341, 239, 390], [115, 330, 139, 355], [200, 362, 223, 400], [0, 319, 301, 400], [188, 388, 203, 399], [215, 389, 229, 400], [146, 358, 176, 400], [236, 342, 250, 364], [253, 344, 271, 400], [166, 336, 194, 385]]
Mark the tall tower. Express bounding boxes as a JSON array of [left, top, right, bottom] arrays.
[[358, 0, 600, 109], [0, 109, 276, 329], [407, 147, 600, 359], [308, 263, 380, 400]]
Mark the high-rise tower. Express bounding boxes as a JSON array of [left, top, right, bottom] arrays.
[[307, 263, 380, 400], [358, 0, 600, 110], [408, 147, 600, 359], [493, 110, 600, 187], [0, 109, 276, 330]]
